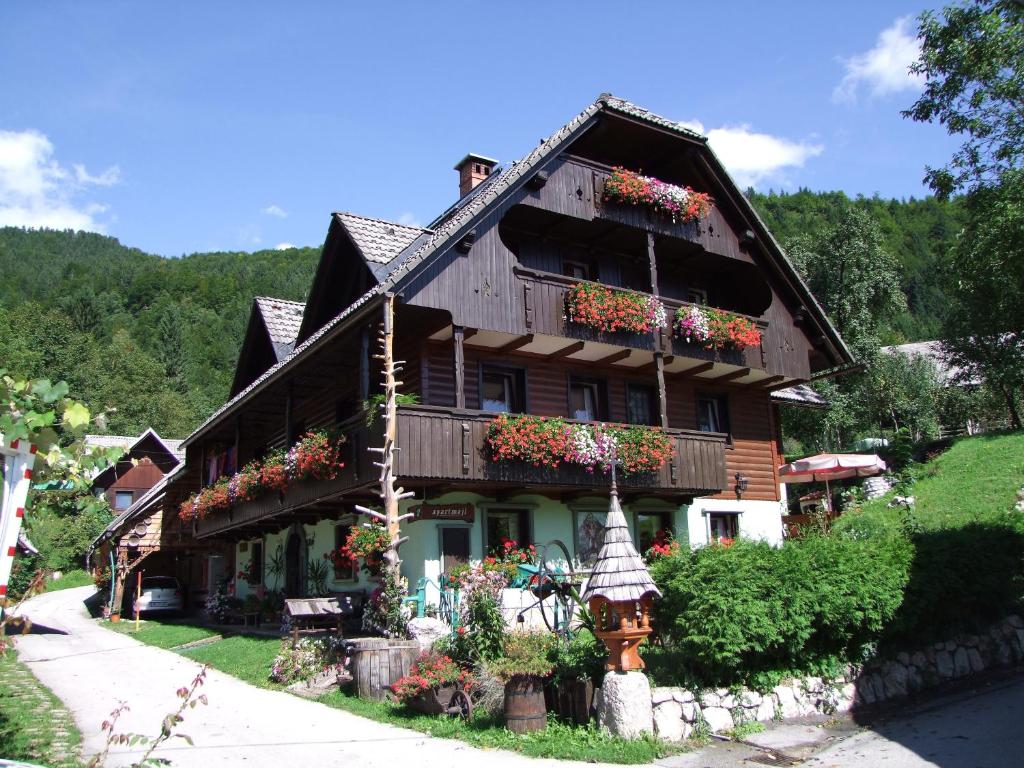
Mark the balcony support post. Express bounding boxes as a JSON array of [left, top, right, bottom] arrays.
[[654, 352, 669, 431], [453, 325, 466, 409], [359, 325, 370, 402], [646, 232, 660, 296]]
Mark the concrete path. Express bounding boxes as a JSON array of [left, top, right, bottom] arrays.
[[12, 587, 622, 768]]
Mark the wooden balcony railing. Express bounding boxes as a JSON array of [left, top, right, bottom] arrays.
[[194, 406, 728, 537], [515, 265, 767, 370]]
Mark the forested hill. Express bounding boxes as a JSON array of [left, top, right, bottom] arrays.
[[0, 227, 320, 437], [0, 190, 962, 438]]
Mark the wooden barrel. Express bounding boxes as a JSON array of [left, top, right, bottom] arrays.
[[504, 675, 547, 733], [350, 639, 420, 701]]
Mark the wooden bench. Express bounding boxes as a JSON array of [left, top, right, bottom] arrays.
[[284, 597, 345, 645]]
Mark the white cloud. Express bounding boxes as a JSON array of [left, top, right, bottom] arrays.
[[262, 204, 288, 218], [274, 242, 296, 250], [833, 16, 925, 104], [681, 120, 823, 188], [0, 129, 118, 232], [397, 212, 421, 227]]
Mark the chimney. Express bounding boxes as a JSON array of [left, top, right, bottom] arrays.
[[454, 153, 498, 198]]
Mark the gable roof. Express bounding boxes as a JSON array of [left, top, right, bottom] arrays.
[[880, 340, 980, 386], [254, 296, 305, 361], [182, 94, 853, 447], [85, 429, 184, 463], [334, 212, 429, 281], [771, 383, 828, 409]]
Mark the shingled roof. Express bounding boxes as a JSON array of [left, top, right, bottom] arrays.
[[580, 480, 661, 604], [254, 296, 305, 361], [334, 212, 430, 281], [771, 383, 828, 409]]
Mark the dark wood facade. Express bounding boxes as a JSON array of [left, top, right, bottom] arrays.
[[170, 96, 853, 540]]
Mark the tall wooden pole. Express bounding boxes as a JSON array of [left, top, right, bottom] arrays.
[[356, 294, 414, 570]]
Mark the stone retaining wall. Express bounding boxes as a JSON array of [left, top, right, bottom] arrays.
[[644, 614, 1024, 741]]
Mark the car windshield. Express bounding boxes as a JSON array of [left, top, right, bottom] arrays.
[[141, 577, 178, 590]]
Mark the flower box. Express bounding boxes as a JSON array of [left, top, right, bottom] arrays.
[[602, 167, 712, 224], [674, 305, 761, 351], [565, 282, 666, 335]]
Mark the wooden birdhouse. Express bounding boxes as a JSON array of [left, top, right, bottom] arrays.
[[580, 470, 661, 672]]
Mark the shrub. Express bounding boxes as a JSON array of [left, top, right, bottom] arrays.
[[549, 629, 606, 685], [486, 631, 555, 682], [650, 535, 911, 688]]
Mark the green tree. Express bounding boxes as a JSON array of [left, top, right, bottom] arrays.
[[904, 0, 1024, 197], [858, 350, 943, 442], [787, 207, 907, 360]]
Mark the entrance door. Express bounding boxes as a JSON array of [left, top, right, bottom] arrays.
[[439, 527, 470, 576], [285, 530, 306, 597]]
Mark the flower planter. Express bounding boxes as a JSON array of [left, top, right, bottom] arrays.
[[405, 684, 473, 718], [504, 674, 547, 733], [109, 613, 121, 623], [349, 638, 420, 701]]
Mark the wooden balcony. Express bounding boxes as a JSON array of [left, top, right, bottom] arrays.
[[194, 405, 728, 537], [394, 404, 727, 496], [515, 266, 767, 371]]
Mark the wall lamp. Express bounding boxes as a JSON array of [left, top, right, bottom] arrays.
[[734, 473, 749, 499]]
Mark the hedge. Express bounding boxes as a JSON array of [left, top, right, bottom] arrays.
[[649, 535, 911, 689]]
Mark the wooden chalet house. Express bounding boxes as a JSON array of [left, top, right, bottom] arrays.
[[166, 95, 853, 605]]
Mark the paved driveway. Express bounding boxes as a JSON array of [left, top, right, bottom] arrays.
[[803, 675, 1024, 768], [13, 587, 619, 768]]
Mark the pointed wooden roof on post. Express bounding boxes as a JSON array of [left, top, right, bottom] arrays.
[[581, 463, 661, 604]]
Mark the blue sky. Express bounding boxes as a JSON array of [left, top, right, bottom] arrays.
[[0, 1, 958, 257]]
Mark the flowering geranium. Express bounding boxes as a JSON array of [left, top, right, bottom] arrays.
[[487, 415, 672, 475], [645, 529, 681, 560], [603, 167, 713, 223], [178, 433, 345, 521], [565, 282, 666, 335], [391, 651, 475, 703], [673, 305, 762, 351]]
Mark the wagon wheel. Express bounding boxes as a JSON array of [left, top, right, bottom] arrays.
[[448, 689, 473, 719], [534, 539, 576, 637]]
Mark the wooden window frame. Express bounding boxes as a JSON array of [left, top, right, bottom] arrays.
[[625, 382, 657, 426], [114, 490, 134, 511], [696, 391, 732, 442], [568, 375, 608, 423], [437, 524, 473, 578], [332, 521, 358, 582], [562, 258, 594, 281], [478, 363, 528, 414]]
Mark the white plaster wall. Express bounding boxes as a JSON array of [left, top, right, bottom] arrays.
[[683, 497, 785, 547]]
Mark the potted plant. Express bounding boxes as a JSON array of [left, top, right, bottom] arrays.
[[548, 629, 605, 725], [487, 631, 555, 733]]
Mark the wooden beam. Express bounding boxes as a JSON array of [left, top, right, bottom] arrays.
[[673, 361, 715, 378], [549, 341, 585, 359], [453, 326, 466, 409], [647, 232, 660, 296], [594, 348, 632, 366], [654, 353, 669, 430], [463, 328, 478, 342], [636, 354, 674, 374], [497, 334, 534, 354], [710, 367, 752, 384], [359, 325, 370, 401], [758, 375, 787, 388]]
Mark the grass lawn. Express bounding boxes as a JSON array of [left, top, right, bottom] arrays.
[[0, 654, 83, 768], [839, 431, 1024, 532], [170, 633, 675, 763], [103, 618, 220, 649], [179, 635, 283, 688], [45, 570, 95, 592], [320, 689, 675, 764]]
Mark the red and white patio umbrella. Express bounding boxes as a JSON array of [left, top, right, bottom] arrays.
[[778, 453, 887, 511]]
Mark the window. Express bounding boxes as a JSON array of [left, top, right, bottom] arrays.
[[697, 393, 730, 435], [562, 259, 592, 280], [480, 365, 525, 413], [709, 512, 739, 542], [333, 524, 357, 580], [626, 384, 657, 426], [569, 378, 605, 422], [114, 490, 133, 510], [484, 509, 531, 556], [686, 287, 709, 305], [440, 527, 471, 576], [635, 512, 672, 554], [249, 541, 264, 585]]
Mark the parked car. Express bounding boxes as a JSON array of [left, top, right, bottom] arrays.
[[133, 576, 184, 614]]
